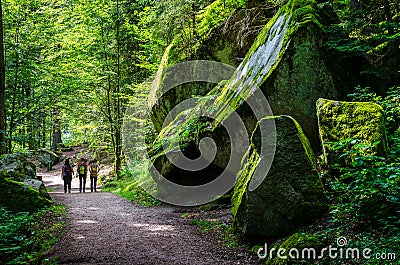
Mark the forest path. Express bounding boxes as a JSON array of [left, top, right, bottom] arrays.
[[40, 157, 258, 264]]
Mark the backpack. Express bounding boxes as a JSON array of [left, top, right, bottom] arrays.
[[79, 163, 86, 175], [63, 165, 73, 177], [90, 164, 98, 176]]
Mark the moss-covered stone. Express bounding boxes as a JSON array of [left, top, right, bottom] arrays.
[[0, 178, 52, 213], [0, 154, 52, 212], [265, 233, 323, 265], [266, 22, 337, 151], [0, 153, 36, 181], [232, 116, 326, 239], [316, 98, 388, 166], [148, 0, 346, 189], [36, 148, 62, 167]]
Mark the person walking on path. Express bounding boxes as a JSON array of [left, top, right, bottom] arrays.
[[61, 158, 74, 193], [77, 157, 88, 193], [89, 159, 100, 192]]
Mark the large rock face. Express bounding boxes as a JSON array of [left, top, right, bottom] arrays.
[[316, 98, 388, 166], [263, 22, 338, 151], [0, 154, 52, 212], [148, 0, 338, 187], [232, 116, 326, 239]]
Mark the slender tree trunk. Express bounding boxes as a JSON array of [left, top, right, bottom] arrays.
[[51, 108, 62, 150], [7, 87, 16, 153], [25, 85, 35, 150], [42, 113, 46, 148], [0, 0, 5, 155], [100, 18, 116, 156], [191, 3, 196, 36], [114, 0, 122, 177], [7, 21, 20, 153]]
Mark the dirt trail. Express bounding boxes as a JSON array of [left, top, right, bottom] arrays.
[[41, 155, 258, 264]]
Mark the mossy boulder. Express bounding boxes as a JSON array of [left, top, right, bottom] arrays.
[[37, 148, 62, 167], [264, 233, 323, 265], [0, 153, 36, 181], [232, 116, 326, 239], [264, 21, 338, 151], [0, 178, 52, 212], [316, 98, 388, 166], [148, 0, 323, 187], [0, 154, 52, 212], [24, 178, 52, 201]]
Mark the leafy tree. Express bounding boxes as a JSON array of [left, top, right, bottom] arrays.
[[0, 0, 5, 155]]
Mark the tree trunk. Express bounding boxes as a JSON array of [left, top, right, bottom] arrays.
[[51, 108, 62, 150], [25, 85, 35, 150], [114, 126, 122, 177], [114, 0, 122, 177], [42, 113, 46, 148], [191, 3, 196, 36], [0, 0, 6, 155]]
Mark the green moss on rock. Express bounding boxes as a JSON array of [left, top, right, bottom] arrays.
[[316, 98, 388, 166], [232, 115, 326, 239], [0, 178, 52, 213], [265, 233, 323, 265], [148, 0, 340, 190], [0, 153, 36, 181]]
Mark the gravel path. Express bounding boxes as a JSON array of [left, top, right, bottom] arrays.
[[41, 162, 259, 264]]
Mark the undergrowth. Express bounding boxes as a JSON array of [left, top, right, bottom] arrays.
[[0, 204, 66, 265], [102, 162, 162, 207], [189, 219, 245, 249]]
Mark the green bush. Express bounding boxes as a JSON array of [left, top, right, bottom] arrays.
[[312, 86, 400, 264], [328, 140, 400, 228], [0, 205, 66, 264], [103, 163, 162, 207]]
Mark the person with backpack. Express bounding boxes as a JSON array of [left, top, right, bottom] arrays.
[[77, 157, 88, 193], [61, 158, 74, 193], [89, 159, 100, 192]]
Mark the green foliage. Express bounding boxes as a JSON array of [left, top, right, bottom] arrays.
[[155, 0, 244, 65], [102, 163, 161, 207], [326, 0, 400, 84], [316, 142, 400, 264], [329, 140, 400, 224], [196, 0, 245, 38], [348, 86, 400, 134], [3, 0, 162, 172], [0, 205, 66, 264], [315, 85, 400, 263], [0, 209, 33, 263], [189, 219, 243, 248]]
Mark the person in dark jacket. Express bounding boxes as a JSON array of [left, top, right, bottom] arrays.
[[61, 158, 74, 193]]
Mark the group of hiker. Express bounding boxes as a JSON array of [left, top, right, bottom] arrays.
[[61, 157, 100, 193]]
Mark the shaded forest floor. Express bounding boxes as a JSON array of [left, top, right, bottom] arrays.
[[38, 150, 259, 264]]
